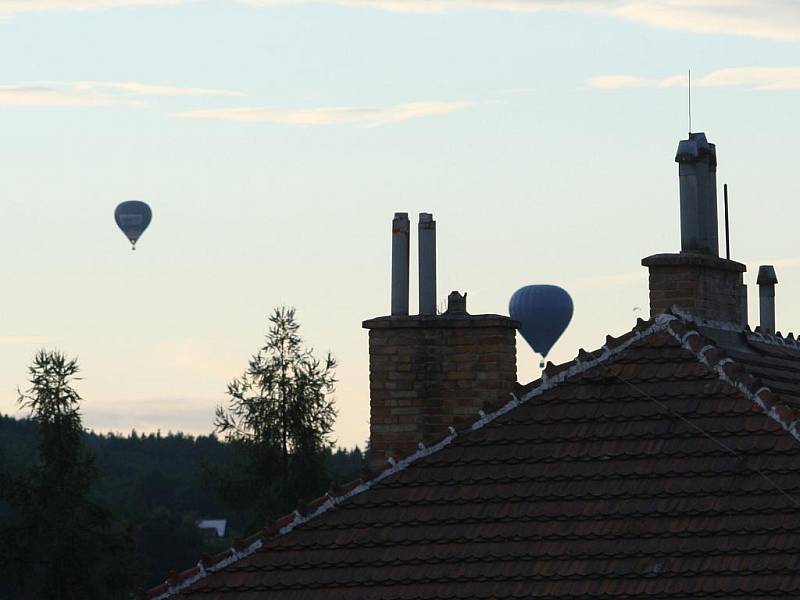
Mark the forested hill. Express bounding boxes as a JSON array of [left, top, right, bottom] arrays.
[[0, 414, 365, 587]]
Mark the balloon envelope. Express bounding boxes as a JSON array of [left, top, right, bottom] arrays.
[[509, 285, 573, 358], [114, 200, 152, 247]]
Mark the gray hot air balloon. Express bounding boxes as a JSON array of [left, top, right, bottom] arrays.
[[114, 200, 152, 250], [509, 285, 574, 367]]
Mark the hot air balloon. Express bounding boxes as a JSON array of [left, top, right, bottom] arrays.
[[114, 200, 152, 250], [509, 285, 573, 367]]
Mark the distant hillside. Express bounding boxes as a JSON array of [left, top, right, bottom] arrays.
[[0, 414, 364, 587]]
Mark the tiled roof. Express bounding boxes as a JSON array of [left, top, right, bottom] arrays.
[[148, 310, 800, 599]]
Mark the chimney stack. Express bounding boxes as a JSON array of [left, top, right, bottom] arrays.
[[364, 215, 517, 471], [418, 213, 437, 316], [391, 213, 410, 316], [676, 132, 719, 256], [757, 265, 778, 333], [642, 132, 748, 325]]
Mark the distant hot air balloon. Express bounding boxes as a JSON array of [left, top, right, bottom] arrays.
[[509, 285, 573, 367], [114, 200, 152, 250]]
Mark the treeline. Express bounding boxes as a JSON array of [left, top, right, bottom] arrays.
[[0, 308, 359, 596], [0, 414, 364, 589]]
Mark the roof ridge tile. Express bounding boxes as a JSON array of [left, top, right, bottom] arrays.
[[663, 313, 800, 447]]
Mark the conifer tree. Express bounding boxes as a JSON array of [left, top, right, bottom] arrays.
[[0, 350, 139, 599], [214, 307, 337, 523]]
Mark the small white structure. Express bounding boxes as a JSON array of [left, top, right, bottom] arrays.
[[197, 519, 227, 538]]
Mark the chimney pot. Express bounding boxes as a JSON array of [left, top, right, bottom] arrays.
[[418, 213, 437, 316], [367, 215, 517, 471], [445, 291, 468, 315], [676, 132, 719, 256], [757, 265, 778, 334], [757, 265, 778, 286], [391, 213, 410, 316]]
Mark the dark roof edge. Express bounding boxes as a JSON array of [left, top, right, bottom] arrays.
[[149, 314, 681, 599], [148, 307, 800, 599], [518, 314, 676, 402], [642, 252, 746, 273], [663, 309, 800, 445], [748, 328, 800, 349], [669, 304, 800, 352]]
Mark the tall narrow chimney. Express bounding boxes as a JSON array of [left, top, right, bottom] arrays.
[[391, 213, 410, 316], [676, 132, 719, 256], [757, 265, 778, 333], [643, 132, 748, 325], [365, 214, 518, 471], [418, 213, 437, 316]]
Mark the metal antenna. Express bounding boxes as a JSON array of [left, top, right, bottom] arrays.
[[688, 69, 692, 135], [724, 183, 731, 260]]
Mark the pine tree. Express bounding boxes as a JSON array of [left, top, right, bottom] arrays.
[[214, 307, 337, 524], [0, 350, 139, 599]]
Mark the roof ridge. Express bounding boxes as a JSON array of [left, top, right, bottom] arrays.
[[666, 305, 747, 333], [668, 304, 800, 350], [145, 312, 685, 599], [746, 327, 800, 349], [663, 317, 800, 444], [144, 308, 800, 599], [519, 315, 674, 402]]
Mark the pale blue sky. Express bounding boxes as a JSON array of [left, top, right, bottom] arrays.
[[2, 0, 800, 447]]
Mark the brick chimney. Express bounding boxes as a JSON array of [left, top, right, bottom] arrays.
[[363, 216, 518, 470], [642, 132, 747, 326]]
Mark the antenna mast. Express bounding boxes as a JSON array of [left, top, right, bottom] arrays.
[[724, 184, 731, 260], [688, 69, 692, 135]]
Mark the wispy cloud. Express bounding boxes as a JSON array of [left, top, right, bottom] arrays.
[[586, 75, 665, 90], [0, 0, 184, 17], [751, 256, 800, 270], [90, 81, 242, 96], [588, 67, 800, 91], [152, 338, 240, 381], [0, 84, 115, 106], [570, 270, 645, 289], [0, 81, 241, 107], [74, 396, 218, 436], [240, 0, 601, 12], [614, 1, 800, 42], [242, 1, 800, 41], [692, 68, 800, 91], [176, 100, 473, 126], [0, 335, 55, 345], [4, 1, 798, 42]]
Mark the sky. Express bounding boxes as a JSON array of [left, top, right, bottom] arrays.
[[2, 0, 800, 448]]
